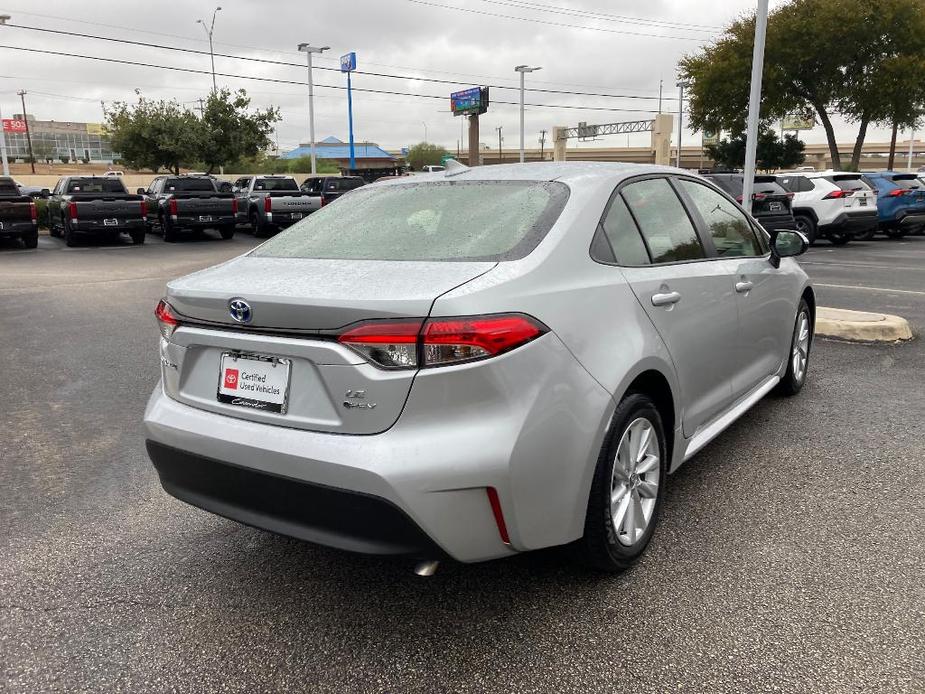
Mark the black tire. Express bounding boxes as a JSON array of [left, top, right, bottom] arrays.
[[828, 232, 851, 246], [49, 214, 62, 238], [884, 227, 907, 239], [577, 393, 668, 573], [130, 230, 146, 245], [775, 298, 812, 397], [22, 230, 38, 249], [63, 219, 78, 247], [219, 225, 235, 240], [162, 216, 179, 243], [250, 211, 265, 237], [793, 214, 816, 245], [854, 227, 876, 241]]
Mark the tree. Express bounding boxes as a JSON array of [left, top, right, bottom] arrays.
[[706, 127, 805, 170], [679, 0, 925, 170], [198, 88, 280, 174], [31, 140, 55, 163], [105, 92, 201, 173], [406, 142, 447, 170]]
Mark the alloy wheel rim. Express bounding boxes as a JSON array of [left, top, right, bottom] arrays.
[[792, 311, 810, 383], [610, 417, 660, 547]]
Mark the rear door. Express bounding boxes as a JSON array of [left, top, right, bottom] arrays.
[[615, 176, 737, 437]]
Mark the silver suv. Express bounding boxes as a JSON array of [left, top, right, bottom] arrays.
[[144, 162, 813, 572]]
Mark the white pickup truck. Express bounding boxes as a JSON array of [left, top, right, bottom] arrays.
[[233, 175, 317, 237]]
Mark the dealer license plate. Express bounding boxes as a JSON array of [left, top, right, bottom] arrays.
[[769, 202, 783, 212], [291, 212, 303, 219], [199, 215, 213, 222], [103, 218, 118, 226], [217, 352, 291, 413]]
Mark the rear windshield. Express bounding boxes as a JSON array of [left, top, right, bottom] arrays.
[[66, 178, 126, 194], [825, 175, 869, 191], [753, 178, 788, 195], [164, 177, 215, 192], [705, 176, 742, 195], [324, 178, 365, 192], [0, 180, 19, 196], [254, 178, 298, 191], [252, 180, 570, 262], [891, 175, 921, 190]]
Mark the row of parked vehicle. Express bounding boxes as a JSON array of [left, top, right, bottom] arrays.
[[0, 173, 369, 247], [701, 170, 925, 245]]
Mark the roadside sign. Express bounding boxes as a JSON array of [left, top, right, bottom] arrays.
[[340, 52, 357, 73], [782, 114, 814, 131], [440, 154, 456, 165], [702, 129, 720, 145], [450, 87, 489, 116], [2, 118, 27, 133]]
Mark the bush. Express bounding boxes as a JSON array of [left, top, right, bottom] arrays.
[[34, 199, 49, 230], [60, 155, 70, 164]]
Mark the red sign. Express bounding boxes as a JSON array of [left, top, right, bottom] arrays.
[[2, 119, 27, 133], [223, 368, 239, 389]]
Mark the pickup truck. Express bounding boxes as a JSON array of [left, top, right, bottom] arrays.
[[300, 175, 366, 208], [47, 176, 147, 247], [233, 175, 316, 237], [141, 175, 238, 242], [0, 176, 39, 248]]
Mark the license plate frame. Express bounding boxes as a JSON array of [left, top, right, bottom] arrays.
[[859, 197, 867, 206], [103, 218, 119, 226], [769, 201, 783, 212], [217, 352, 292, 414], [199, 215, 213, 223]]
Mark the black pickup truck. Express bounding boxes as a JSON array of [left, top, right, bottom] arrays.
[[0, 176, 39, 248], [142, 175, 237, 242], [47, 176, 147, 247]]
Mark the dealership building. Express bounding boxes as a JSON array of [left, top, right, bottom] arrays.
[[3, 113, 117, 163], [281, 136, 401, 176]]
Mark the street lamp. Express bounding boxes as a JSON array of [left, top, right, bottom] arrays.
[[422, 121, 428, 143], [515, 65, 541, 163], [297, 43, 330, 175], [675, 79, 691, 168], [196, 6, 222, 93], [741, 0, 770, 214]]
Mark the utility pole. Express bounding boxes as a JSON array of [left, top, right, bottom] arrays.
[[539, 129, 547, 161], [675, 80, 690, 169], [908, 128, 916, 171], [18, 90, 35, 174], [0, 101, 9, 177], [741, 0, 770, 215], [298, 43, 329, 175], [197, 98, 205, 116], [196, 7, 222, 94], [514, 65, 541, 163], [496, 126, 503, 165], [658, 79, 663, 114], [888, 120, 899, 171]]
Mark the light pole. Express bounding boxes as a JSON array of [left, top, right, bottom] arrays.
[[675, 79, 690, 169], [908, 128, 916, 171], [196, 6, 222, 94], [422, 121, 428, 143], [515, 65, 541, 163], [17, 90, 35, 174], [496, 126, 503, 164], [298, 43, 329, 175], [741, 0, 769, 214], [340, 52, 358, 172], [0, 15, 9, 176]]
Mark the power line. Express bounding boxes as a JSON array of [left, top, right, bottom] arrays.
[[5, 24, 683, 103], [403, 0, 715, 40], [0, 44, 680, 115]]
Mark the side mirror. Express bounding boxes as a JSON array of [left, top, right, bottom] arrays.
[[40, 189, 50, 198], [136, 187, 146, 195], [770, 229, 808, 267]]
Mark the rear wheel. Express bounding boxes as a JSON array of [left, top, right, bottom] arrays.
[[49, 215, 62, 238], [219, 225, 235, 240], [63, 219, 78, 247], [828, 231, 851, 245], [21, 230, 38, 249], [250, 211, 266, 237], [578, 393, 667, 572], [130, 229, 146, 245], [162, 216, 178, 243], [776, 299, 812, 396], [854, 227, 877, 241], [793, 215, 816, 245], [884, 227, 907, 239]]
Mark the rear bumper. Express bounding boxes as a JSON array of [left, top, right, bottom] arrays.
[[897, 212, 925, 229], [0, 220, 36, 236], [755, 213, 796, 232], [143, 333, 612, 562], [819, 210, 878, 235], [264, 212, 310, 228], [171, 214, 237, 229], [71, 218, 147, 233]]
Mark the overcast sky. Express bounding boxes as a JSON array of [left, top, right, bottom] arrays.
[[0, 0, 911, 154]]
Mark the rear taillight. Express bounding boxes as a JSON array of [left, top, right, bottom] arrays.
[[337, 313, 548, 369], [168, 198, 178, 216], [752, 192, 766, 201], [823, 190, 852, 199], [231, 198, 239, 215], [155, 299, 180, 339], [264, 196, 272, 213], [320, 195, 329, 207], [29, 201, 37, 221], [140, 200, 147, 219], [887, 189, 905, 197], [67, 201, 78, 220], [786, 192, 795, 199]]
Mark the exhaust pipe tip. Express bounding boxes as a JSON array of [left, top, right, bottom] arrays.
[[413, 560, 440, 577]]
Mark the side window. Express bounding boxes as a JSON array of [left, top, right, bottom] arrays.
[[799, 177, 815, 192], [621, 178, 705, 263], [598, 194, 650, 265], [678, 180, 763, 257]]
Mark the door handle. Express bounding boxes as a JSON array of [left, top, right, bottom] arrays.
[[735, 281, 754, 294], [651, 291, 681, 307]]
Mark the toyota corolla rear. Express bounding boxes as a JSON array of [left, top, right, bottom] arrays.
[[143, 175, 614, 563]]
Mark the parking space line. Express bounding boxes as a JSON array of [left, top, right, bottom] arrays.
[[816, 283, 925, 296]]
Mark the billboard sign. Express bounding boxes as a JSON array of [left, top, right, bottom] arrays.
[[2, 118, 27, 133], [340, 52, 357, 73], [702, 129, 720, 145], [782, 114, 815, 131], [450, 87, 489, 116]]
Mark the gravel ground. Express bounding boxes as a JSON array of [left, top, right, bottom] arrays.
[[1, 231, 922, 693]]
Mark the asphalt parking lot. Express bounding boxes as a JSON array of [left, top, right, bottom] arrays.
[[1, 231, 923, 693]]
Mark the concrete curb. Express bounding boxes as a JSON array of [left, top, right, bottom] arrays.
[[816, 307, 914, 343]]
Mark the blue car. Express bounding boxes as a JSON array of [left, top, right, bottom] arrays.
[[861, 171, 925, 239]]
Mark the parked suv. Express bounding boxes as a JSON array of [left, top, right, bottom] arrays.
[[776, 172, 878, 244], [701, 173, 796, 232], [860, 171, 925, 239], [145, 163, 813, 573]]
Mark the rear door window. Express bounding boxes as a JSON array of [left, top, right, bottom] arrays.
[[825, 175, 871, 192], [255, 178, 299, 192], [620, 178, 705, 263], [678, 179, 763, 257], [596, 194, 651, 266]]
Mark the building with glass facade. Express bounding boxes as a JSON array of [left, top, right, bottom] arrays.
[[4, 113, 118, 163]]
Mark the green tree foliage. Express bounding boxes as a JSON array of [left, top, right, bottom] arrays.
[[406, 142, 447, 170], [227, 154, 339, 175], [706, 127, 805, 170], [105, 92, 201, 173], [680, 0, 925, 170], [198, 88, 281, 174]]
